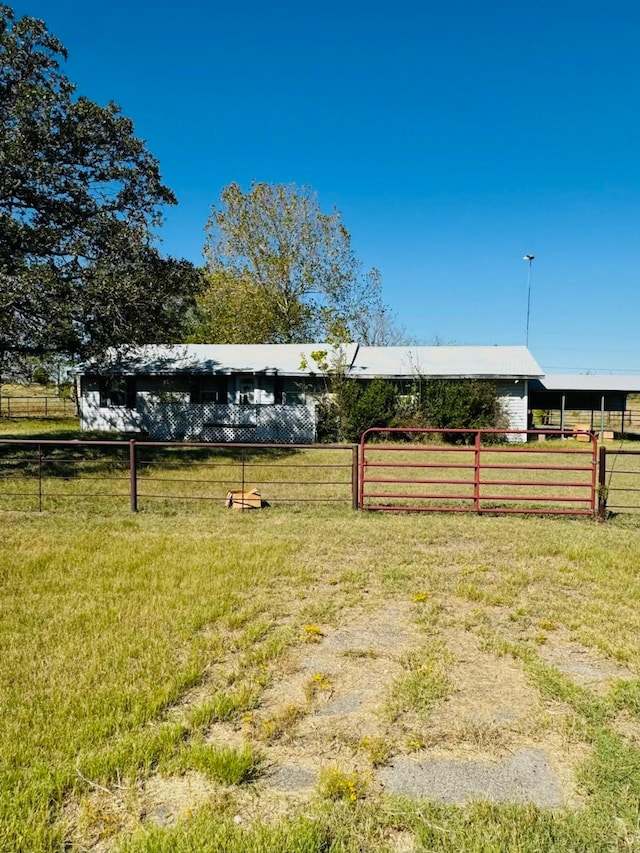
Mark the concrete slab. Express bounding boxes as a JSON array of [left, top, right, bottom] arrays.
[[378, 749, 564, 807]]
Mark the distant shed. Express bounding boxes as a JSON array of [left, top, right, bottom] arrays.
[[529, 375, 640, 436]]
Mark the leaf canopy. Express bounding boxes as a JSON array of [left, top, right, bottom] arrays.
[[0, 6, 202, 369], [200, 181, 392, 344]]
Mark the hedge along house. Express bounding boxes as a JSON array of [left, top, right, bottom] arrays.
[[76, 344, 543, 442], [352, 346, 542, 440]]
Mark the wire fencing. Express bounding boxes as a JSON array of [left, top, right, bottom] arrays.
[[2, 434, 639, 519], [0, 439, 358, 513], [0, 395, 76, 418], [597, 446, 640, 517]]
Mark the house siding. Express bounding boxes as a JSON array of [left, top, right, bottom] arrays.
[[496, 380, 528, 441]]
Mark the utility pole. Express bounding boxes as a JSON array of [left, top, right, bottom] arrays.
[[523, 254, 535, 347]]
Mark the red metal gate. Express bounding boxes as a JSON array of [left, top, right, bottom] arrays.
[[359, 428, 597, 515]]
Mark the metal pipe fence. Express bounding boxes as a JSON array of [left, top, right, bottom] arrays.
[[5, 434, 640, 520], [360, 428, 598, 515], [0, 439, 358, 512], [0, 395, 76, 418]]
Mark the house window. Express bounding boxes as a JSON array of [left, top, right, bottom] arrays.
[[275, 378, 306, 405], [239, 380, 254, 405], [99, 377, 136, 408], [190, 377, 228, 404]]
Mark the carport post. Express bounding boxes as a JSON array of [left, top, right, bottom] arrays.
[[560, 394, 566, 435], [600, 394, 605, 441]]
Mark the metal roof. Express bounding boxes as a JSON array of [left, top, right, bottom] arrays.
[[80, 344, 360, 376], [79, 343, 543, 379], [531, 375, 640, 393], [353, 346, 543, 378]]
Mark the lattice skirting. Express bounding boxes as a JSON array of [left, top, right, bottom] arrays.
[[141, 403, 317, 443]]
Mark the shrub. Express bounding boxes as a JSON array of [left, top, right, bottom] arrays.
[[32, 366, 51, 386], [404, 378, 507, 444], [331, 378, 398, 443]]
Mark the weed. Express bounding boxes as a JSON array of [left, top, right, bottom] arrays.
[[317, 767, 368, 802], [457, 582, 484, 602], [256, 705, 306, 742], [343, 648, 378, 659], [187, 686, 261, 729], [305, 672, 333, 702], [456, 719, 508, 751], [240, 625, 296, 666], [303, 600, 339, 624], [359, 736, 392, 767], [386, 641, 451, 720], [177, 742, 262, 785], [303, 624, 325, 643]]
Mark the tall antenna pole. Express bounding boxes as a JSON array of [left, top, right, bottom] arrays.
[[523, 254, 535, 347]]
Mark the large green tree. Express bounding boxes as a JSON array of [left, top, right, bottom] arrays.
[[0, 6, 202, 371], [197, 181, 394, 344]]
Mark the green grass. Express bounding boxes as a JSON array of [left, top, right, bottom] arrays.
[[386, 641, 452, 720], [120, 813, 331, 853], [172, 742, 263, 785], [3, 430, 640, 850], [0, 416, 82, 438]]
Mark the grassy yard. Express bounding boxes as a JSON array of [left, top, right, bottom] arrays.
[[2, 498, 640, 851]]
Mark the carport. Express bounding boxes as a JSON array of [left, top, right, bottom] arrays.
[[529, 375, 640, 438]]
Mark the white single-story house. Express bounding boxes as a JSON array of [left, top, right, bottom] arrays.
[[76, 343, 543, 442]]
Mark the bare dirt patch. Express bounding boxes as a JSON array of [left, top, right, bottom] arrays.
[[253, 599, 586, 809], [537, 631, 633, 690], [141, 772, 214, 827]]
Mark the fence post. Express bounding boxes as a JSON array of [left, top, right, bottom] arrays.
[[241, 448, 245, 512], [129, 439, 138, 512], [38, 444, 43, 512], [473, 431, 481, 513], [351, 444, 359, 510], [598, 445, 607, 521]]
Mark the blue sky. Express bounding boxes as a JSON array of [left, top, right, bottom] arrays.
[[11, 0, 640, 373]]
